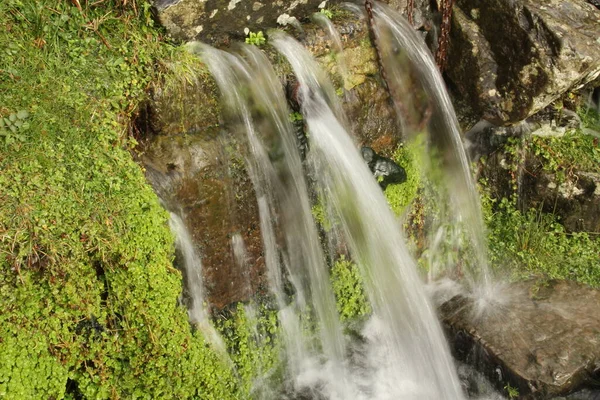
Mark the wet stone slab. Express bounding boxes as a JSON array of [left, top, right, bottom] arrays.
[[441, 281, 600, 398]]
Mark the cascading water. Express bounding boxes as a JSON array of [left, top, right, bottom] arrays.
[[172, 1, 509, 398], [194, 43, 356, 398], [272, 31, 464, 399], [366, 2, 495, 297], [168, 211, 225, 350]]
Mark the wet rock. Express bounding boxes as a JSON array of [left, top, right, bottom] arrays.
[[441, 281, 600, 398], [361, 146, 407, 189], [152, 0, 346, 45], [447, 0, 600, 125], [473, 111, 600, 234], [140, 133, 266, 311], [522, 168, 600, 233]]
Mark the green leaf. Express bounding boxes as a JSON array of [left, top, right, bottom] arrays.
[[17, 110, 30, 120]]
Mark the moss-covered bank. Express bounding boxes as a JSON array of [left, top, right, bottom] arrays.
[[0, 1, 238, 398]]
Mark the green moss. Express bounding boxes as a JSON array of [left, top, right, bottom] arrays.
[[330, 256, 371, 322], [480, 106, 600, 287], [215, 303, 282, 398], [0, 1, 238, 398], [384, 138, 424, 216]]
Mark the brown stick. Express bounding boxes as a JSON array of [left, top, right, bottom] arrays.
[[435, 0, 453, 72], [407, 0, 414, 25]]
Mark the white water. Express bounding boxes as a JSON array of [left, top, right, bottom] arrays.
[[370, 2, 495, 297], [176, 2, 511, 398], [168, 212, 224, 349], [194, 43, 356, 397], [272, 31, 465, 399]]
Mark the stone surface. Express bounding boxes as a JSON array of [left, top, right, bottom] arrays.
[[153, 0, 345, 45], [139, 133, 267, 311], [441, 281, 600, 398], [521, 167, 600, 233], [361, 146, 406, 188], [447, 0, 600, 125], [472, 111, 600, 234]]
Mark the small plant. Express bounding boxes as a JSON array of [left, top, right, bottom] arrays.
[[245, 31, 266, 46], [0, 110, 30, 145], [289, 111, 303, 123], [320, 8, 334, 19], [330, 256, 371, 321], [504, 383, 519, 399]]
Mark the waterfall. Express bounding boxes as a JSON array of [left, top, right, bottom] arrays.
[[369, 3, 494, 294], [166, 1, 512, 398], [272, 31, 464, 399], [195, 43, 354, 398]]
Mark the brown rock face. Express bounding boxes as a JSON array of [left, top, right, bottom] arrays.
[[447, 0, 600, 125], [441, 281, 600, 398], [140, 134, 266, 310]]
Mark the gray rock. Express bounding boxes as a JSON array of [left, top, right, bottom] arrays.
[[441, 280, 600, 398], [152, 0, 344, 45], [361, 146, 407, 189], [447, 0, 600, 125]]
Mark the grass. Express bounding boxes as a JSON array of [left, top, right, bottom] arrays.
[[0, 1, 240, 398], [482, 107, 600, 287]]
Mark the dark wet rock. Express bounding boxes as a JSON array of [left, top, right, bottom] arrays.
[[521, 168, 600, 233], [474, 110, 600, 233], [466, 106, 583, 161], [140, 133, 266, 311], [588, 0, 600, 10], [361, 146, 406, 189], [152, 0, 347, 45], [441, 280, 600, 398], [447, 0, 600, 126]]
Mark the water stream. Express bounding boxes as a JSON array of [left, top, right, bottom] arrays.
[[174, 2, 505, 398]]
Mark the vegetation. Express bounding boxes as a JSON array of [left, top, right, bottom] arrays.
[[330, 256, 371, 322], [0, 1, 237, 398], [319, 8, 334, 19], [483, 107, 600, 287], [245, 31, 266, 46], [384, 137, 423, 216], [215, 303, 282, 398]]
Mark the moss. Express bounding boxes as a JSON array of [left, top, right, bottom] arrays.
[[215, 303, 283, 398], [384, 137, 424, 216], [0, 1, 238, 398], [330, 256, 371, 322], [484, 194, 600, 287]]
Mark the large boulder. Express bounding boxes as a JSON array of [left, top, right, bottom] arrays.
[[152, 0, 344, 45], [447, 0, 600, 125], [441, 281, 600, 398]]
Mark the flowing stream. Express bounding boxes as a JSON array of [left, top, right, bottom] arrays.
[[171, 1, 506, 398]]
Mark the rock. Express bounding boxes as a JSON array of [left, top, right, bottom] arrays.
[[361, 146, 407, 189], [135, 69, 220, 138], [137, 13, 409, 311], [441, 280, 600, 398], [447, 0, 600, 125], [522, 169, 600, 233], [153, 0, 345, 45], [140, 133, 267, 311]]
